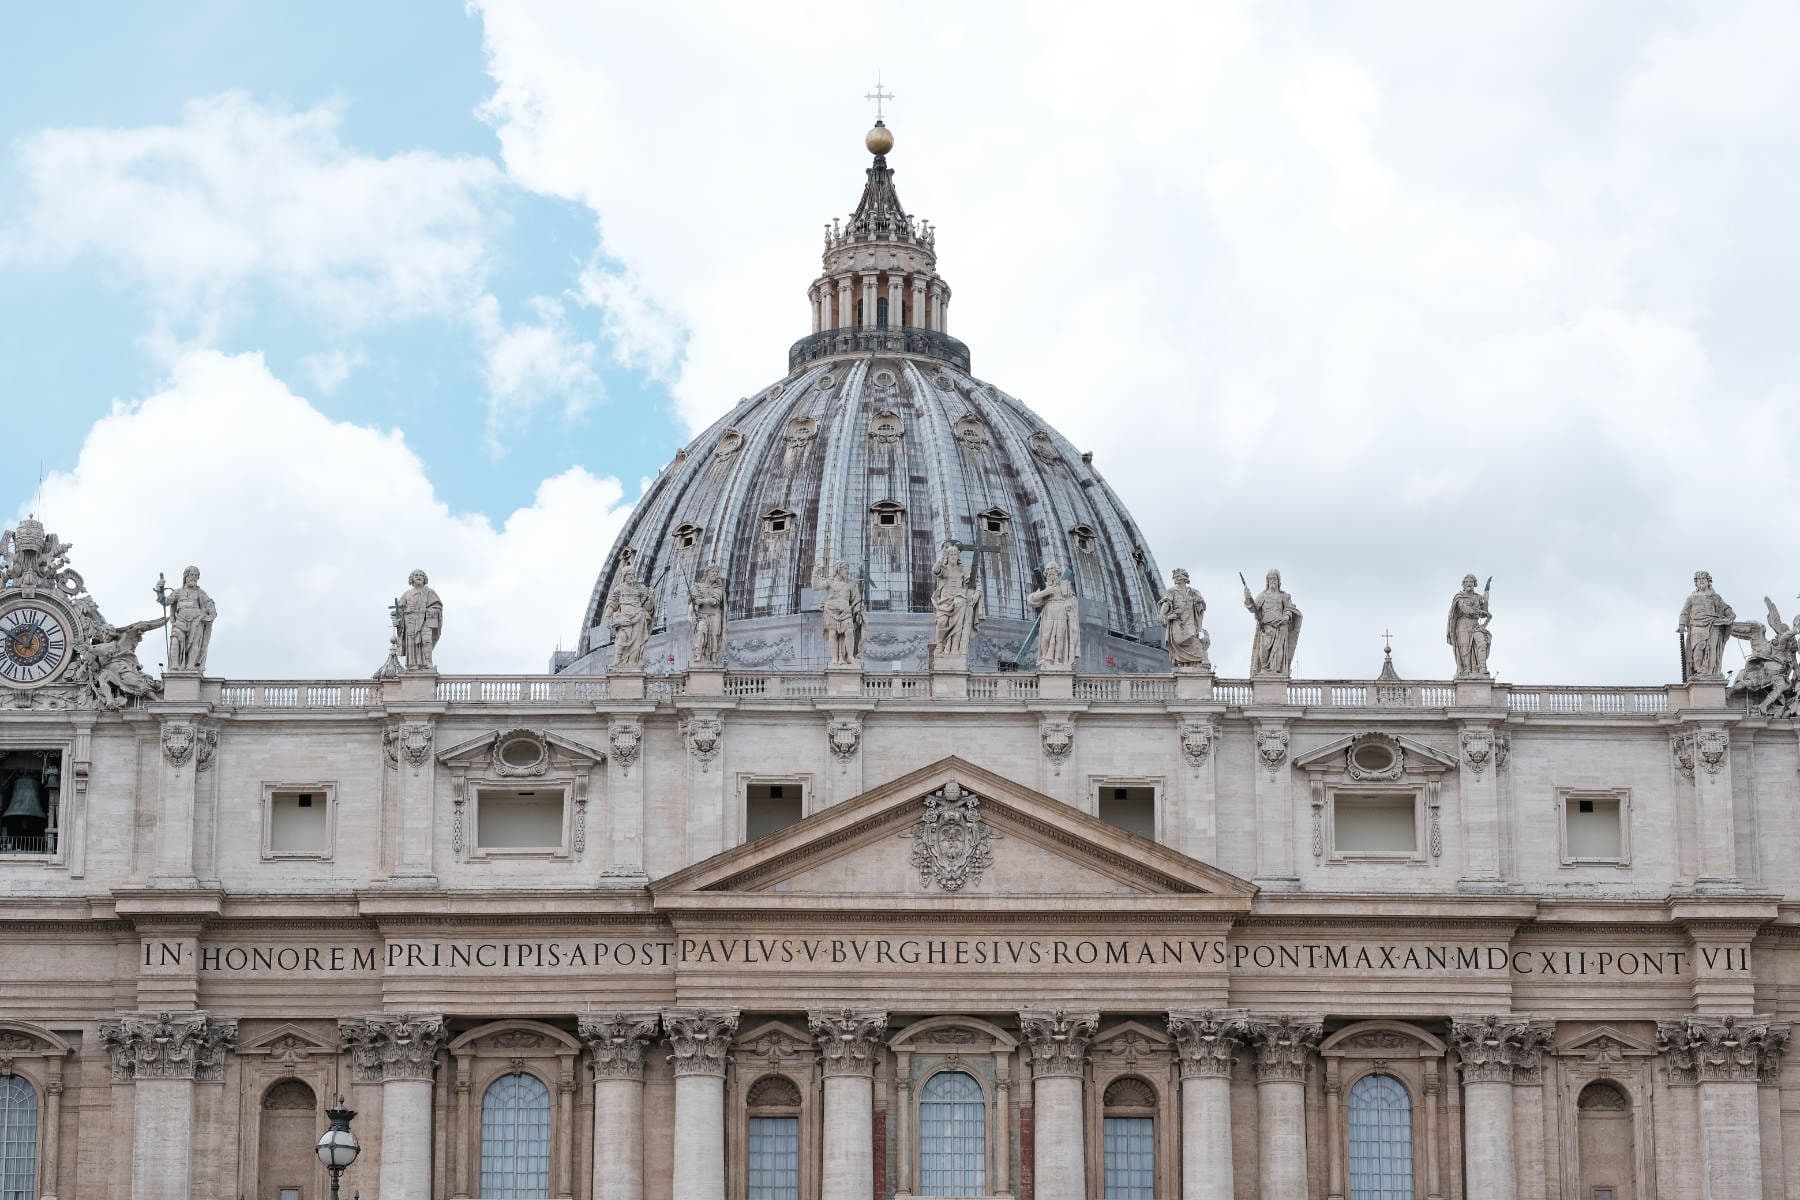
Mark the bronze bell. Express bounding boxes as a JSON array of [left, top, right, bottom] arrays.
[[2, 776, 46, 825]]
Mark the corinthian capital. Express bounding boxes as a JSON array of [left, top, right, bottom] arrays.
[[809, 1008, 888, 1078], [1449, 1015, 1552, 1085], [577, 1011, 661, 1081], [338, 1013, 447, 1082], [1246, 1014, 1322, 1083], [1019, 1008, 1098, 1079], [1657, 1014, 1790, 1085], [1167, 1009, 1252, 1079], [100, 1011, 237, 1083], [663, 1008, 739, 1078]]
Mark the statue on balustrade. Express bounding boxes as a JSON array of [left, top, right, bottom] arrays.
[[1677, 570, 1735, 679], [1243, 568, 1302, 676], [930, 541, 984, 662], [688, 563, 727, 667], [155, 566, 216, 673], [1729, 598, 1799, 717], [1027, 562, 1081, 670], [86, 617, 165, 709], [821, 561, 866, 667], [393, 569, 442, 671], [1158, 568, 1211, 669], [604, 567, 657, 670], [1445, 574, 1492, 678]]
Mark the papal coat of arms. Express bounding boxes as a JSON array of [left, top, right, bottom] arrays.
[[903, 783, 996, 892]]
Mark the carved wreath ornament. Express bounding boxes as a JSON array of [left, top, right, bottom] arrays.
[[903, 783, 996, 892]]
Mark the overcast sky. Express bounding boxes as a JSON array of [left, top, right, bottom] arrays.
[[3, 2, 1797, 682]]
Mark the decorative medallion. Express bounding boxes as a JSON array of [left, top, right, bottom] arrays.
[[491, 728, 549, 777], [904, 783, 997, 892], [1346, 733, 1405, 781], [609, 720, 642, 776], [1256, 724, 1290, 775], [1460, 728, 1493, 777], [1178, 719, 1214, 768], [1039, 716, 1074, 771], [683, 715, 723, 771], [383, 722, 433, 771], [1670, 731, 1696, 780], [1696, 728, 1729, 776], [161, 723, 196, 768], [827, 714, 863, 762]]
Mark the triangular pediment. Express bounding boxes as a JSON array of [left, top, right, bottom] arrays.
[[652, 757, 1255, 912], [1291, 731, 1459, 774]]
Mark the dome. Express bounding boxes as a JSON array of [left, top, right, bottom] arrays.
[[558, 124, 1169, 675]]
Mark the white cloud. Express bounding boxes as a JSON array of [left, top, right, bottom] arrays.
[[2, 92, 610, 446], [471, 0, 1800, 682], [28, 350, 631, 677]]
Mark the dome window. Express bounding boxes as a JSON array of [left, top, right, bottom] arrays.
[[713, 429, 744, 461], [784, 416, 816, 450], [763, 508, 796, 536], [870, 500, 906, 529], [979, 508, 1012, 538], [672, 523, 703, 550], [1029, 431, 1059, 462], [1070, 525, 1098, 554], [870, 410, 904, 444], [953, 416, 988, 448]]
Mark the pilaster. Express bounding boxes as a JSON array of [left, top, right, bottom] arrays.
[[1248, 714, 1296, 885], [678, 706, 730, 861], [603, 704, 655, 877], [1170, 712, 1222, 862], [382, 717, 440, 884], [1657, 1015, 1789, 1199]]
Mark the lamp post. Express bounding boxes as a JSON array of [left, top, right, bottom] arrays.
[[314, 1097, 360, 1200]]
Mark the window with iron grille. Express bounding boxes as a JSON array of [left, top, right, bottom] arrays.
[[0, 1075, 37, 1200], [918, 1070, 985, 1196], [480, 1072, 551, 1198], [1347, 1073, 1413, 1200]]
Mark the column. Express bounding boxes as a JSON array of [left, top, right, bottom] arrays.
[[100, 1011, 236, 1200], [928, 283, 944, 331], [580, 1011, 662, 1200], [909, 276, 926, 328], [1020, 1009, 1098, 1200], [837, 276, 853, 330], [886, 275, 903, 329], [810, 1008, 888, 1200], [1246, 1014, 1321, 1200], [664, 1008, 739, 1200], [1448, 1016, 1548, 1200], [812, 285, 824, 332], [860, 273, 878, 328], [1168, 1010, 1249, 1200], [340, 1013, 448, 1200], [1658, 1015, 1789, 1200]]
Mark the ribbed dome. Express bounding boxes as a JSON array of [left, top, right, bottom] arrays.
[[562, 356, 1169, 673], [557, 122, 1170, 675]]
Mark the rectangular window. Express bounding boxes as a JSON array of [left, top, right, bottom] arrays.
[[1097, 784, 1157, 840], [263, 783, 334, 859], [1332, 793, 1418, 857], [476, 788, 565, 851], [747, 1116, 799, 1200], [745, 781, 805, 842], [1103, 1116, 1155, 1199], [1561, 790, 1629, 865]]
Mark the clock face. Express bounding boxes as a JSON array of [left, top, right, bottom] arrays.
[[0, 602, 71, 687]]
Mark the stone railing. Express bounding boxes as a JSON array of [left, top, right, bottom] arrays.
[[787, 325, 971, 372], [200, 672, 1684, 717]]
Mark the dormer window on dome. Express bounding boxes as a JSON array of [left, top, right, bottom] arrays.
[[1070, 525, 1098, 555], [672, 524, 702, 550], [870, 500, 905, 529], [979, 508, 1012, 537], [763, 508, 796, 536]]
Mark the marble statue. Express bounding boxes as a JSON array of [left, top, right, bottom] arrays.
[[155, 566, 217, 673], [1243, 569, 1302, 676], [87, 617, 165, 709], [1730, 598, 1799, 717], [930, 541, 984, 661], [1446, 574, 1492, 677], [604, 567, 657, 670], [688, 563, 727, 667], [1157, 568, 1210, 669], [394, 570, 443, 671], [1678, 571, 1735, 679], [1026, 563, 1080, 670], [821, 561, 866, 667]]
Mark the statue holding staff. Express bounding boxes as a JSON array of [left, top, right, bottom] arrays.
[[1242, 569, 1302, 677], [1446, 574, 1492, 677]]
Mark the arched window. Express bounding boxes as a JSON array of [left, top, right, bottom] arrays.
[[1347, 1073, 1413, 1200], [0, 1075, 37, 1200], [1101, 1076, 1157, 1199], [918, 1070, 985, 1197], [480, 1073, 551, 1199], [746, 1075, 802, 1200]]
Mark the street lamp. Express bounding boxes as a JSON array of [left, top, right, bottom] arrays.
[[314, 1097, 360, 1200]]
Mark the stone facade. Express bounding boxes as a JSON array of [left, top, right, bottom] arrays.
[[2, 122, 1798, 1200]]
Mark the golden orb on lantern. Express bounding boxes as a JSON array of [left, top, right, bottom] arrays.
[[865, 121, 894, 155]]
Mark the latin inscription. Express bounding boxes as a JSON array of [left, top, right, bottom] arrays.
[[179, 936, 1749, 978]]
